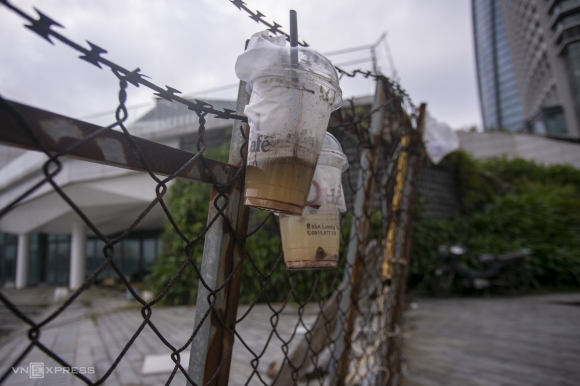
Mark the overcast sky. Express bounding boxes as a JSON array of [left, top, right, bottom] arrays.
[[0, 0, 481, 130]]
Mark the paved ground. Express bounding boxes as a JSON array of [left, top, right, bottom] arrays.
[[0, 287, 52, 342], [0, 287, 319, 386], [401, 292, 580, 386], [1, 288, 579, 385]]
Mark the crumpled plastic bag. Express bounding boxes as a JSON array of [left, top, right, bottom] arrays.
[[235, 31, 287, 94], [423, 112, 459, 164], [304, 132, 348, 212], [306, 164, 347, 212], [235, 30, 342, 106]]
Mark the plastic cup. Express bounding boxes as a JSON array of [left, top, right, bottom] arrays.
[[280, 205, 340, 269], [237, 33, 343, 215], [280, 132, 348, 270], [244, 75, 339, 215]]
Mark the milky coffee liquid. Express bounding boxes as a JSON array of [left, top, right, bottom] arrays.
[[280, 206, 340, 270], [245, 155, 316, 214], [243, 76, 335, 215]]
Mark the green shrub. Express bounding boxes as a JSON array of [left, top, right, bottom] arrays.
[[147, 145, 224, 305], [148, 141, 350, 305], [467, 184, 580, 287], [410, 151, 580, 291]]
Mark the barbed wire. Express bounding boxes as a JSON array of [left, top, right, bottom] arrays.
[[0, 0, 401, 126], [229, 0, 309, 47], [227, 0, 390, 81], [0, 0, 247, 122]]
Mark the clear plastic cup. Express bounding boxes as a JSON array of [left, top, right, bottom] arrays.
[[236, 31, 343, 215], [280, 133, 348, 270], [280, 205, 340, 269]]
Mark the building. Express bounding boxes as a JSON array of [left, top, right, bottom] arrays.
[[473, 0, 580, 137], [0, 98, 236, 289], [457, 130, 580, 166], [2, 95, 580, 290], [473, 0, 526, 132]]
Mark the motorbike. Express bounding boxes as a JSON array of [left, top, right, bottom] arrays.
[[430, 245, 532, 296]]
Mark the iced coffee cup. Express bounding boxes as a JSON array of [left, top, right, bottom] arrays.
[[235, 31, 343, 215], [280, 132, 349, 270]]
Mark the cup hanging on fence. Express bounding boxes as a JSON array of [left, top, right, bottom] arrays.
[[279, 132, 349, 270], [235, 30, 343, 216]]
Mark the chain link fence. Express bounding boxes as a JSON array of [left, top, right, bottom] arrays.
[[0, 1, 426, 385]]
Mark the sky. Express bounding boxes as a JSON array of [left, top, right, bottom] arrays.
[[0, 0, 482, 130]]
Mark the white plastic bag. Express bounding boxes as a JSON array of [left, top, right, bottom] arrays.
[[235, 31, 287, 94], [235, 31, 342, 104], [305, 132, 348, 212], [423, 112, 459, 164], [306, 165, 347, 212]]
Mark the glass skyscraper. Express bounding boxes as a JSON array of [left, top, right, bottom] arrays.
[[473, 0, 525, 132], [473, 0, 580, 138]]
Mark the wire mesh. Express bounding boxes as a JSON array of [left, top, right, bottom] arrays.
[[0, 2, 425, 385]]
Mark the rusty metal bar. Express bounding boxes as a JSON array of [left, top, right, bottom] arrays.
[[0, 100, 238, 186], [381, 104, 426, 386], [327, 79, 387, 385], [187, 78, 251, 385], [381, 134, 410, 283]]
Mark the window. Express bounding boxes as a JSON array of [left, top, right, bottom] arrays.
[[0, 233, 17, 285], [86, 232, 163, 283]]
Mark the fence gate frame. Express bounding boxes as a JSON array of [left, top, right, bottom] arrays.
[[327, 78, 388, 385], [187, 79, 251, 386]]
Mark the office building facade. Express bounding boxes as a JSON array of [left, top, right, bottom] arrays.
[[473, 0, 580, 137], [0, 98, 236, 289], [473, 0, 526, 132]]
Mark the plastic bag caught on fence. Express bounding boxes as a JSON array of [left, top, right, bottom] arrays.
[[423, 112, 459, 164], [235, 31, 342, 104], [306, 132, 349, 212]]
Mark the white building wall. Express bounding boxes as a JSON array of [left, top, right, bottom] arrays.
[[457, 131, 580, 168]]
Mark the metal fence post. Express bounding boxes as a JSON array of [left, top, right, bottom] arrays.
[[380, 104, 426, 386], [327, 79, 387, 385], [187, 80, 251, 385]]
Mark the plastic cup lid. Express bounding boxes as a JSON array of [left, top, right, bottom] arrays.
[[278, 46, 342, 105]]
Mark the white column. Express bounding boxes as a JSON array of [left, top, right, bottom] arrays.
[[69, 221, 87, 290], [15, 234, 29, 289]]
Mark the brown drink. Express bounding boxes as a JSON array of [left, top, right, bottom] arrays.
[[280, 206, 340, 270], [245, 154, 316, 215], [242, 75, 337, 215]]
